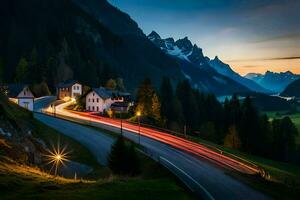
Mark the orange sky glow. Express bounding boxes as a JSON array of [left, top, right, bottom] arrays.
[[227, 58, 300, 76]]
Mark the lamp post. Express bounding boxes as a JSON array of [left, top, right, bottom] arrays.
[[136, 111, 141, 145], [120, 117, 123, 136]]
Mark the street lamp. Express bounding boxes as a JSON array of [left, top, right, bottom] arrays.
[[45, 142, 70, 177], [136, 111, 141, 144], [120, 116, 123, 136]]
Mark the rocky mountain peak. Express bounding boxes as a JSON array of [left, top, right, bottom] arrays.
[[148, 31, 161, 41], [175, 37, 193, 53]]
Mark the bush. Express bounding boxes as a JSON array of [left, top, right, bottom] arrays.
[[108, 136, 140, 176]]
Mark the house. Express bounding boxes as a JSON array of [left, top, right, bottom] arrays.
[[56, 80, 82, 100], [2, 84, 35, 111], [110, 102, 132, 113], [86, 87, 131, 113]]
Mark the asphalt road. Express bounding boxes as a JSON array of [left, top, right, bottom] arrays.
[[34, 97, 272, 200]]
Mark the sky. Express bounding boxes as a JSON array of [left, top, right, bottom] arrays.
[[108, 0, 300, 75]]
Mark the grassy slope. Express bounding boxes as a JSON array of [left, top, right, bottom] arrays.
[[0, 153, 194, 200], [0, 154, 193, 200], [0, 98, 193, 200], [1, 96, 98, 167]]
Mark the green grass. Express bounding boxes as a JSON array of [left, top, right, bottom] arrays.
[[0, 145, 194, 200], [0, 97, 194, 200], [0, 164, 193, 200], [265, 110, 300, 145]]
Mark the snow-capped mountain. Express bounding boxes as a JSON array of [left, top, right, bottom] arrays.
[[245, 71, 300, 93], [209, 57, 270, 93], [148, 31, 251, 94], [148, 31, 269, 93]]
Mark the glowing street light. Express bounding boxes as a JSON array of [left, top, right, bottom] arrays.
[[136, 111, 141, 144], [44, 142, 70, 176]]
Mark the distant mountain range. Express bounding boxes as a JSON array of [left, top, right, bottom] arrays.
[[148, 31, 268, 93], [245, 71, 300, 93], [281, 78, 300, 98]]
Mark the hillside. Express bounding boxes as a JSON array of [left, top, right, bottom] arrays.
[[0, 0, 255, 95], [281, 79, 300, 98], [0, 0, 183, 91], [0, 95, 193, 199]]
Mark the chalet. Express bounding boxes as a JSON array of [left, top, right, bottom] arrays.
[[56, 80, 82, 100], [2, 84, 35, 111], [86, 87, 131, 113]]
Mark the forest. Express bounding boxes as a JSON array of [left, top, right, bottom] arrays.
[[135, 77, 299, 163]]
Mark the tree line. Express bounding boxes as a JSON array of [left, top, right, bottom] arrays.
[[135, 77, 299, 163]]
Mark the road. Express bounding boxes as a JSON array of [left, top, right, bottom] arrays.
[[34, 97, 272, 200]]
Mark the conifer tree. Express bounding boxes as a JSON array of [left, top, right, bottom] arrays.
[[15, 58, 28, 83], [106, 79, 117, 90], [136, 78, 155, 117], [151, 93, 161, 122], [108, 136, 126, 174], [0, 58, 4, 83]]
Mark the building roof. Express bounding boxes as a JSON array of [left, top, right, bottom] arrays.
[[1, 84, 31, 98], [91, 87, 131, 100], [57, 80, 80, 88], [111, 102, 130, 107]]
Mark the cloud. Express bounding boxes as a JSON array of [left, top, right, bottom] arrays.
[[252, 34, 300, 43], [227, 56, 300, 63]]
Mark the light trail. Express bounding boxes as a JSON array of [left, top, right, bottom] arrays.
[[52, 101, 260, 175]]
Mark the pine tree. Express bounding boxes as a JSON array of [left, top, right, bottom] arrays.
[[239, 96, 259, 152], [108, 136, 141, 176], [136, 78, 155, 117], [15, 58, 28, 83], [224, 125, 242, 149], [272, 117, 298, 161], [116, 78, 125, 92], [176, 80, 198, 131], [126, 144, 141, 176], [151, 93, 161, 122], [0, 58, 4, 83], [106, 79, 117, 90], [108, 136, 126, 174]]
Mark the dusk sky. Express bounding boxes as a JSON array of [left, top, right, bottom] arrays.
[[109, 0, 300, 75]]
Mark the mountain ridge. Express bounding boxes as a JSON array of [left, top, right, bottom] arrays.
[[245, 71, 300, 93], [148, 31, 268, 93], [281, 78, 300, 98]]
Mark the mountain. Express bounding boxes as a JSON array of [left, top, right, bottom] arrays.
[[281, 79, 300, 98], [0, 0, 183, 91], [0, 0, 251, 95], [245, 71, 300, 93], [148, 31, 250, 94], [208, 57, 270, 93]]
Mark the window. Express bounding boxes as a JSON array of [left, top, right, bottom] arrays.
[[93, 99, 94, 103], [77, 86, 79, 90], [88, 106, 90, 110], [73, 86, 76, 90], [93, 93, 95, 96], [92, 106, 95, 111], [96, 107, 99, 112], [24, 91, 26, 95], [97, 98, 99, 103], [88, 98, 90, 102]]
